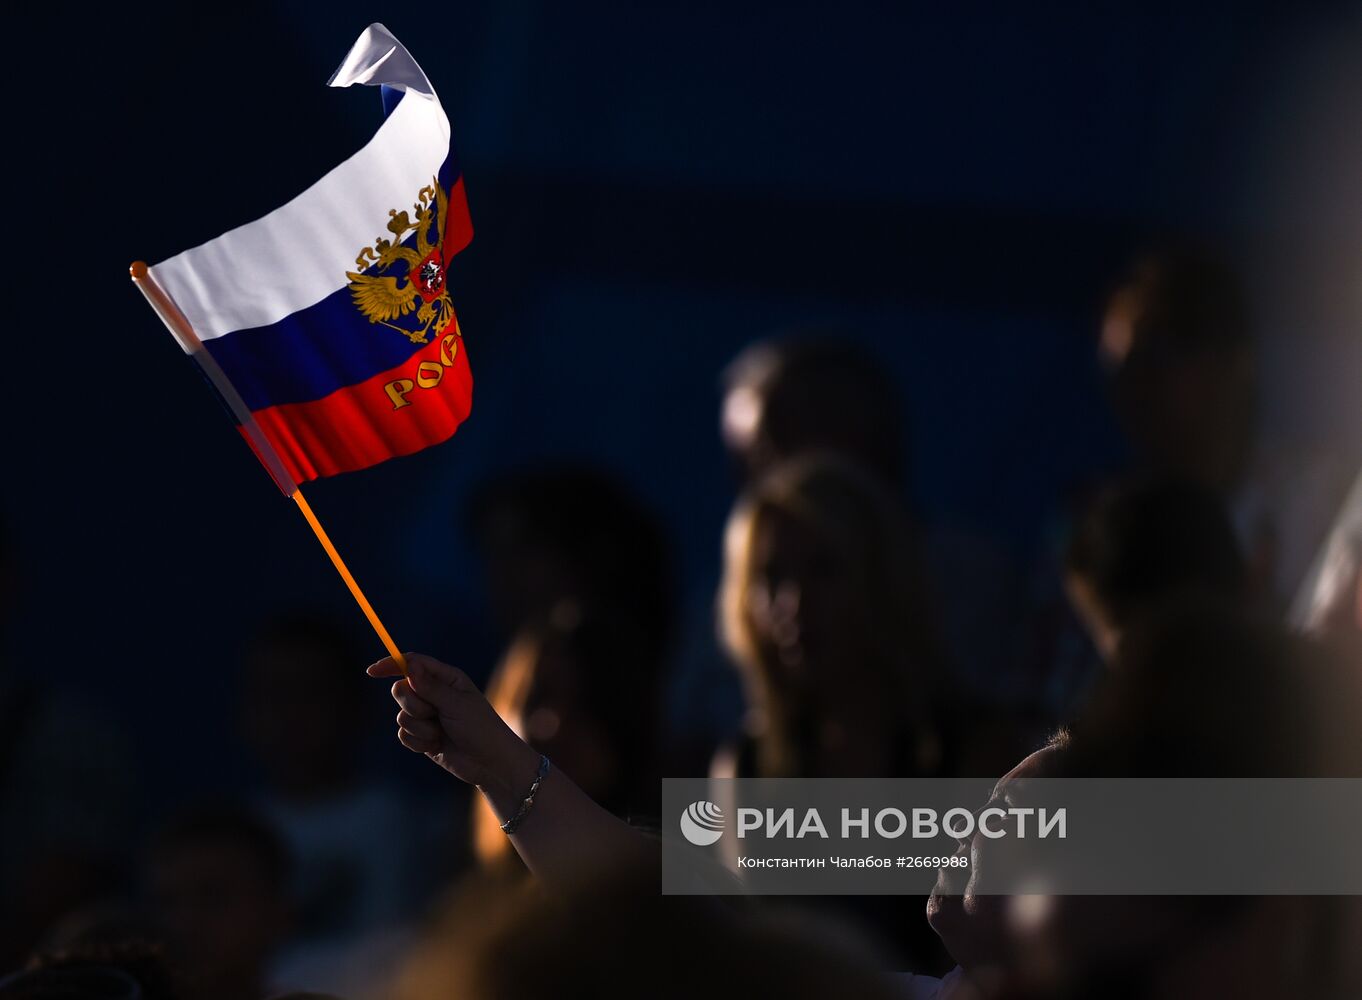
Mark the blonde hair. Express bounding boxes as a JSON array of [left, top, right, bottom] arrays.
[[718, 454, 946, 774]]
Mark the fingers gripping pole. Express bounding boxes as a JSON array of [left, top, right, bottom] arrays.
[[292, 490, 409, 676]]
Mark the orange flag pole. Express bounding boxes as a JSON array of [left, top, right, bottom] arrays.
[[290, 489, 407, 673], [130, 261, 408, 675]]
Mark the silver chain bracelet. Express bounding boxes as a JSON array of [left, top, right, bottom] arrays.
[[500, 754, 551, 834]]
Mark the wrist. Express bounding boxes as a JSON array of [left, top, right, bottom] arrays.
[[480, 730, 542, 820], [497, 753, 551, 835]]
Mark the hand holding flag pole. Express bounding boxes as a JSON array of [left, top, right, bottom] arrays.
[[127, 24, 476, 677]]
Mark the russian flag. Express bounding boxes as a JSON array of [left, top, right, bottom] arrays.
[[146, 24, 474, 489]]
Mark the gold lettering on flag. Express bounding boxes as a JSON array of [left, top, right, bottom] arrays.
[[384, 328, 463, 410]]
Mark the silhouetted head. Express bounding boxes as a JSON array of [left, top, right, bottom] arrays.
[[1010, 602, 1362, 999], [1066, 600, 1319, 777], [145, 806, 289, 1000], [721, 336, 908, 494], [1101, 249, 1256, 493], [927, 731, 1071, 978], [469, 465, 673, 659], [720, 455, 945, 775], [1064, 475, 1246, 659]]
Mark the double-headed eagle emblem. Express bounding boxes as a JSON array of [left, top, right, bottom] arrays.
[[346, 177, 455, 344]]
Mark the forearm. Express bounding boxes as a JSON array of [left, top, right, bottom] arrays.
[[378, 652, 660, 882], [479, 745, 658, 883]]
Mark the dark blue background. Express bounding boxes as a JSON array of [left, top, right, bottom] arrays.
[[10, 2, 1360, 802]]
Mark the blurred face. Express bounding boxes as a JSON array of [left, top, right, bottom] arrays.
[[927, 745, 1306, 996], [743, 508, 863, 692], [927, 747, 1059, 970], [1100, 298, 1255, 492]]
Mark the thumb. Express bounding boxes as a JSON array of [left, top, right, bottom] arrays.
[[366, 655, 405, 678]]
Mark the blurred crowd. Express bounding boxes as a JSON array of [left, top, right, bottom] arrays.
[[2, 248, 1360, 999]]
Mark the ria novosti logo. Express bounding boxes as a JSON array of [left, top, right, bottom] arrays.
[[680, 800, 725, 845]]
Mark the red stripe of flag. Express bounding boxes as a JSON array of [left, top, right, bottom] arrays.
[[240, 324, 473, 484], [443, 176, 474, 267]]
